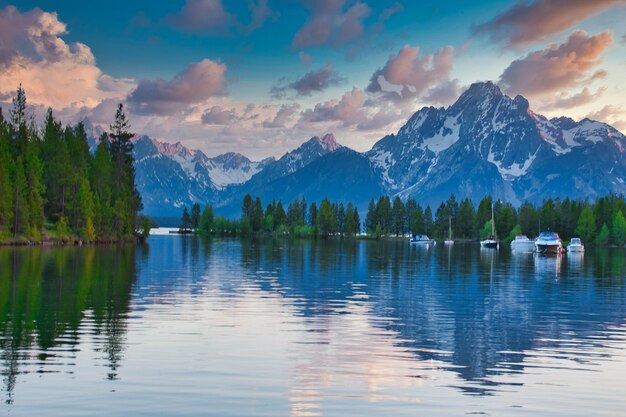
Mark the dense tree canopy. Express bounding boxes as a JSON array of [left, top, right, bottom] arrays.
[[0, 86, 142, 242]]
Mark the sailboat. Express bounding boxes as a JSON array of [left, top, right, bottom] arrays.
[[444, 216, 454, 245], [480, 203, 498, 249]]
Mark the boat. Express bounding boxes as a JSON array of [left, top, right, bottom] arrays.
[[480, 203, 498, 249], [410, 234, 435, 245], [567, 237, 585, 253], [444, 216, 454, 245], [510, 235, 535, 252], [535, 231, 562, 255]]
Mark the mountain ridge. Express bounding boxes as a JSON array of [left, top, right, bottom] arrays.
[[114, 81, 625, 217]]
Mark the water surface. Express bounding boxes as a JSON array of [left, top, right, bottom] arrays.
[[1, 237, 626, 416]]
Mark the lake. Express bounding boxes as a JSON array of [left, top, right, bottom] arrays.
[[1, 236, 626, 416]]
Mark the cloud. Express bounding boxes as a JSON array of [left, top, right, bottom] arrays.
[[299, 51, 313, 67], [291, 0, 372, 49], [366, 45, 455, 100], [540, 87, 605, 110], [270, 64, 345, 98], [586, 105, 626, 130], [165, 0, 275, 36], [473, 0, 624, 48], [201, 105, 240, 125], [263, 103, 301, 128], [499, 30, 612, 98], [0, 6, 134, 110], [423, 79, 464, 106], [128, 58, 227, 115], [298, 87, 402, 131], [299, 87, 366, 124]]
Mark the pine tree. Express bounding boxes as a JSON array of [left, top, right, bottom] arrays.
[[251, 197, 264, 232], [190, 203, 201, 229], [274, 201, 287, 228], [242, 194, 254, 220], [337, 202, 346, 233], [308, 202, 317, 227], [199, 205, 214, 235], [596, 223, 610, 245], [316, 198, 335, 237], [424, 206, 433, 235], [108, 104, 141, 236], [611, 210, 626, 247], [0, 116, 13, 237], [365, 198, 376, 233], [575, 206, 596, 244], [180, 207, 191, 232], [456, 198, 475, 239], [392, 196, 405, 236], [11, 156, 29, 237], [411, 205, 424, 235]]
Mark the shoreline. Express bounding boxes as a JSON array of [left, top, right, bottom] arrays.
[[0, 235, 145, 247]]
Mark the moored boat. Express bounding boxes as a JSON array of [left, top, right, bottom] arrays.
[[567, 237, 585, 253], [510, 234, 535, 252], [535, 231, 562, 255], [480, 203, 498, 249], [410, 234, 434, 245], [444, 216, 454, 245]]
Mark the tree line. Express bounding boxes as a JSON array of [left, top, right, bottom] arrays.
[[181, 194, 361, 237], [181, 193, 626, 246], [0, 85, 146, 243], [365, 194, 626, 246]]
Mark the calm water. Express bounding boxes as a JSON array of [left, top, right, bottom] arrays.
[[1, 236, 626, 416]]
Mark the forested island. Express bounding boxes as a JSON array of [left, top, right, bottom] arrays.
[[180, 193, 626, 247], [0, 86, 147, 245]]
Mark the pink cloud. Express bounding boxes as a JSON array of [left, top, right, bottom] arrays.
[[201, 106, 240, 125], [586, 105, 626, 131], [0, 6, 134, 110], [473, 0, 624, 48], [263, 103, 301, 128], [499, 30, 613, 98], [292, 0, 372, 49], [366, 45, 455, 100], [540, 87, 605, 111], [299, 87, 367, 125], [165, 0, 275, 36], [299, 51, 313, 67], [270, 64, 345, 98], [128, 59, 227, 115]]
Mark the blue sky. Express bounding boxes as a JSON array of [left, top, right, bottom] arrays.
[[1, 0, 625, 157]]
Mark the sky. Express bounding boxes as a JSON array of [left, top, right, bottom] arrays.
[[0, 0, 625, 159]]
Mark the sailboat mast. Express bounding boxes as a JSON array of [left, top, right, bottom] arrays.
[[491, 203, 495, 238], [448, 215, 452, 240]]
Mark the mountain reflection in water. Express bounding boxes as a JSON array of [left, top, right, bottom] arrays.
[[1, 237, 625, 416]]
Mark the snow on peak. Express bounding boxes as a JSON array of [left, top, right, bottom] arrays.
[[316, 133, 338, 151]]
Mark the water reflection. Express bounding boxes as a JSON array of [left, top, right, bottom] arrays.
[[0, 246, 138, 404], [1, 238, 626, 415]]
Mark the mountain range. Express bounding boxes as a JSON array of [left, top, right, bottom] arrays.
[[120, 81, 626, 218]]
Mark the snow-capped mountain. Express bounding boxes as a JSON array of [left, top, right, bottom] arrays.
[[126, 81, 625, 217], [132, 136, 274, 216], [368, 81, 626, 206]]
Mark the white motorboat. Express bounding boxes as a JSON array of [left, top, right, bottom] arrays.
[[535, 231, 562, 255], [510, 235, 535, 252], [410, 234, 434, 245], [567, 237, 585, 253]]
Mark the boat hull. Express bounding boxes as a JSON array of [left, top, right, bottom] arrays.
[[480, 240, 498, 249], [511, 242, 535, 252], [410, 240, 434, 245], [535, 242, 562, 255], [567, 245, 584, 253]]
